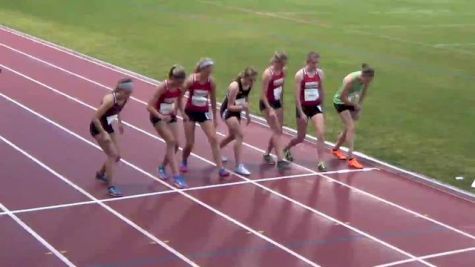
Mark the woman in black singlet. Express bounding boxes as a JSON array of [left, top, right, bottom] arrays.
[[89, 78, 133, 197], [219, 67, 257, 176]]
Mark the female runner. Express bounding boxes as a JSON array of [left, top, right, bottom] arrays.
[[219, 67, 258, 176], [283, 52, 327, 171], [147, 65, 188, 188], [180, 58, 230, 177], [259, 51, 290, 170], [332, 64, 375, 169], [90, 78, 133, 197]]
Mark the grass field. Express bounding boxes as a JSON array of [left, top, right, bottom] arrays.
[[1, 0, 474, 192]]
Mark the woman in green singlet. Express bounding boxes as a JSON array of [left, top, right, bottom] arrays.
[[331, 64, 375, 169]]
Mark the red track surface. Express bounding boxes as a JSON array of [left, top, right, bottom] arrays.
[[1, 26, 474, 267]]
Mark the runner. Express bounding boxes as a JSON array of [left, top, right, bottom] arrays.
[[283, 52, 327, 171], [219, 67, 258, 176], [89, 78, 133, 197], [181, 58, 230, 177], [259, 51, 291, 171], [332, 64, 376, 169], [147, 65, 188, 188]]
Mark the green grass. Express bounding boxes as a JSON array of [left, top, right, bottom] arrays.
[[1, 0, 474, 192]]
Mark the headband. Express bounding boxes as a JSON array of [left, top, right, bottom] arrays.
[[199, 59, 214, 70], [117, 80, 134, 92]]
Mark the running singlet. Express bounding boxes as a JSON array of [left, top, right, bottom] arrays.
[[155, 81, 181, 115], [185, 74, 212, 112], [265, 69, 285, 103], [102, 92, 127, 126], [333, 71, 365, 105], [300, 69, 322, 106], [221, 79, 252, 111]]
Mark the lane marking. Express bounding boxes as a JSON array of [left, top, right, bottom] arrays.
[[0, 136, 199, 267], [2, 25, 473, 203], [0, 66, 433, 266], [349, 23, 475, 29], [0, 168, 376, 216], [374, 247, 475, 267], [434, 43, 475, 48], [0, 203, 76, 267], [0, 88, 321, 267]]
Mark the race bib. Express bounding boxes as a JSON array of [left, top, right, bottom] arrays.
[[191, 89, 208, 107], [273, 86, 282, 101], [159, 102, 175, 115], [106, 114, 118, 125], [349, 93, 360, 103], [304, 89, 319, 101], [235, 97, 246, 106]]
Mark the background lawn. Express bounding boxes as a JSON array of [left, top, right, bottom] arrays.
[[1, 0, 474, 191]]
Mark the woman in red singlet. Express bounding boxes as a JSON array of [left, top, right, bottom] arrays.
[[283, 52, 327, 171], [180, 58, 230, 177], [259, 51, 290, 171], [147, 65, 188, 189]]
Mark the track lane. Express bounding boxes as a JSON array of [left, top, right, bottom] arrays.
[[0, 45, 468, 266], [1, 60, 423, 267], [0, 28, 473, 237]]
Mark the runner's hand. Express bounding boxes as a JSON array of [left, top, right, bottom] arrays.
[[246, 113, 251, 126]]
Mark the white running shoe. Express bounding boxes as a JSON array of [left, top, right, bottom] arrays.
[[235, 164, 251, 176]]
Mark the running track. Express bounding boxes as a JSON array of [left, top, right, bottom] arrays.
[[1, 26, 474, 267]]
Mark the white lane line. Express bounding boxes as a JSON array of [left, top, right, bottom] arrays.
[[347, 29, 475, 56], [196, 0, 331, 28], [0, 78, 321, 267], [3, 26, 472, 204], [374, 247, 475, 267], [0, 136, 199, 267], [0, 65, 433, 266], [433, 43, 475, 48], [0, 202, 76, 267], [3, 39, 475, 242], [192, 1, 475, 57], [213, 127, 475, 242], [349, 23, 475, 29], [2, 25, 473, 203], [0, 168, 377, 216]]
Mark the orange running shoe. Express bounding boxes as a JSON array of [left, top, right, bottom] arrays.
[[332, 149, 347, 160], [348, 158, 364, 169]]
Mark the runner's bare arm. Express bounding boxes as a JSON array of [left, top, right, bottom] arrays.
[[340, 77, 356, 106], [261, 69, 272, 109], [147, 84, 166, 119], [227, 82, 243, 112], [295, 70, 305, 116], [210, 78, 218, 118]]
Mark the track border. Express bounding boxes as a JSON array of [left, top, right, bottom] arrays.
[[2, 44, 474, 241]]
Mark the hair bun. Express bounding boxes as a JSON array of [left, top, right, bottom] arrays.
[[362, 63, 369, 69]]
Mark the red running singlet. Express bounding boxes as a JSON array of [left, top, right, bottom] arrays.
[[185, 74, 212, 113], [156, 81, 182, 115], [265, 69, 285, 103], [300, 69, 322, 106]]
